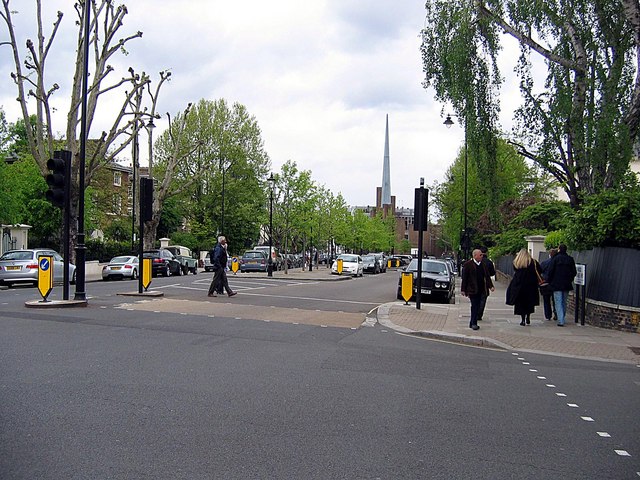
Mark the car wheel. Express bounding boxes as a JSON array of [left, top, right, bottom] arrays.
[[131, 268, 138, 280], [102, 277, 109, 281], [163, 265, 171, 277], [182, 265, 188, 275]]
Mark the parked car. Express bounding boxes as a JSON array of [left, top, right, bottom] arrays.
[[0, 249, 76, 287], [253, 245, 283, 270], [361, 254, 379, 274], [163, 246, 198, 275], [239, 250, 268, 272], [396, 258, 455, 303], [331, 254, 363, 277], [102, 255, 139, 281], [143, 249, 182, 277]]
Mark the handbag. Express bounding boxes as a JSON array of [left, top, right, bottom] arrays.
[[534, 261, 547, 287]]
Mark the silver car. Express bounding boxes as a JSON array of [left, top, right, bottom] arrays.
[[0, 249, 76, 287], [102, 255, 139, 281]]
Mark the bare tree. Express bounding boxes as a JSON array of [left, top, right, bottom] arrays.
[[1, 0, 167, 259]]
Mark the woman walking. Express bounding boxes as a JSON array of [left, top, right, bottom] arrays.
[[506, 249, 540, 326]]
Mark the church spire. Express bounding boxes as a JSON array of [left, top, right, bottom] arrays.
[[381, 114, 391, 206]]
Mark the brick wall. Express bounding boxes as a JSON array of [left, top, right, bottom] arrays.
[[569, 293, 640, 333]]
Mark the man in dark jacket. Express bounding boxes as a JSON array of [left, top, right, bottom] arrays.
[[539, 248, 558, 321], [477, 246, 496, 322], [207, 236, 237, 298], [461, 249, 495, 330], [546, 244, 576, 326]]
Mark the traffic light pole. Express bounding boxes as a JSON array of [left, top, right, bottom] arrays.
[[58, 150, 72, 301]]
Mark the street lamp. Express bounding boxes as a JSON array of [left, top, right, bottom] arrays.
[[131, 120, 139, 253], [444, 114, 469, 261], [267, 173, 275, 277]]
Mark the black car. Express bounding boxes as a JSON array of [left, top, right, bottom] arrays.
[[143, 249, 182, 277], [396, 258, 455, 303]]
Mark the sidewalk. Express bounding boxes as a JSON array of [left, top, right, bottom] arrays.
[[377, 277, 640, 365]]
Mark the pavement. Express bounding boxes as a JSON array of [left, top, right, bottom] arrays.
[[235, 266, 640, 365]]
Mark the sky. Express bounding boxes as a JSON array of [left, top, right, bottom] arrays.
[[0, 0, 520, 210]]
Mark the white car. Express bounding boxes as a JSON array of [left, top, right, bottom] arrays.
[[102, 255, 139, 281], [331, 254, 363, 277]]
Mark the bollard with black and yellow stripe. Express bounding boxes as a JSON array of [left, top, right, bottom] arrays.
[[401, 271, 413, 305], [37, 255, 54, 302]]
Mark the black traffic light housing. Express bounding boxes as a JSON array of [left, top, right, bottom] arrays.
[[46, 150, 71, 209]]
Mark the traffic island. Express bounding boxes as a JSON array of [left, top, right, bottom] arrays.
[[116, 290, 164, 298], [25, 299, 88, 308]]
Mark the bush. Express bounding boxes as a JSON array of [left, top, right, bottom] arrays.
[[86, 239, 134, 262], [565, 182, 640, 250], [543, 231, 566, 249]]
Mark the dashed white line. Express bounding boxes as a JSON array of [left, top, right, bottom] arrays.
[[556, 393, 567, 397], [581, 416, 594, 422], [615, 450, 631, 457], [597, 432, 611, 437], [567, 403, 579, 408]]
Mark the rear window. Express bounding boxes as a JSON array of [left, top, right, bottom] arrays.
[[244, 252, 264, 259], [0, 251, 34, 261]]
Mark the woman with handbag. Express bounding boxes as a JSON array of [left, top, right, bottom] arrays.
[[505, 249, 541, 326]]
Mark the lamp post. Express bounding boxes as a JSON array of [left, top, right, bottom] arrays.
[[131, 120, 139, 253], [267, 173, 275, 277], [444, 114, 469, 262]]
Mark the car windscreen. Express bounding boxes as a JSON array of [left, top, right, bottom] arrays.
[[408, 260, 448, 274], [339, 255, 358, 262]]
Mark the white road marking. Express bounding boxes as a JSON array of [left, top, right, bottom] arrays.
[[597, 432, 611, 437], [615, 450, 631, 456], [567, 403, 579, 408], [581, 416, 594, 422], [556, 393, 567, 397]]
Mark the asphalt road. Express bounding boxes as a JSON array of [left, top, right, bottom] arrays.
[[1, 273, 638, 479]]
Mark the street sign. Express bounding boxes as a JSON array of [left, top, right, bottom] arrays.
[[231, 256, 239, 273], [575, 264, 586, 286], [37, 255, 53, 300], [142, 258, 152, 290]]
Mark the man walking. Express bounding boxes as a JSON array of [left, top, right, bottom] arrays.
[[477, 246, 496, 322], [207, 236, 237, 298], [546, 244, 576, 326], [461, 249, 495, 330]]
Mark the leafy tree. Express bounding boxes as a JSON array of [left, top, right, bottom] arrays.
[[432, 138, 545, 250], [421, 0, 640, 209], [153, 99, 270, 251]]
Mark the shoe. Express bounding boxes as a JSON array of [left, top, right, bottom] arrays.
[[216, 291, 224, 295], [228, 291, 237, 297], [526, 318, 530, 325], [557, 323, 564, 327], [471, 325, 480, 330], [545, 318, 551, 321], [207, 293, 216, 297], [520, 321, 525, 326]]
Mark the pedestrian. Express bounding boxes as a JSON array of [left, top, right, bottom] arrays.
[[505, 249, 540, 326], [461, 248, 495, 330], [207, 235, 237, 298], [539, 248, 558, 321], [546, 244, 576, 326], [477, 246, 496, 322]]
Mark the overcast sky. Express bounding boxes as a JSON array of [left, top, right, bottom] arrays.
[[1, 1, 520, 209]]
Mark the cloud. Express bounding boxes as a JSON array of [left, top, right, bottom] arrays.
[[1, 0, 466, 209]]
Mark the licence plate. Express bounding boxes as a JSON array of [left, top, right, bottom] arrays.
[[112, 266, 121, 270], [421, 289, 431, 294], [6, 266, 20, 271]]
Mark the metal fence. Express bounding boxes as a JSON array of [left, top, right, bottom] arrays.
[[496, 247, 640, 308]]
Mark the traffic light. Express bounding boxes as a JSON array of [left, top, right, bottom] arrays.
[[140, 177, 154, 222], [45, 151, 70, 209]]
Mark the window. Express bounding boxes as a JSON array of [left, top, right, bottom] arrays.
[[113, 171, 122, 186], [112, 194, 122, 214]]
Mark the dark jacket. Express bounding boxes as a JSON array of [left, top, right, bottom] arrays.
[[482, 255, 496, 277], [506, 260, 540, 314], [211, 243, 228, 271], [547, 252, 577, 292], [461, 259, 493, 296]]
